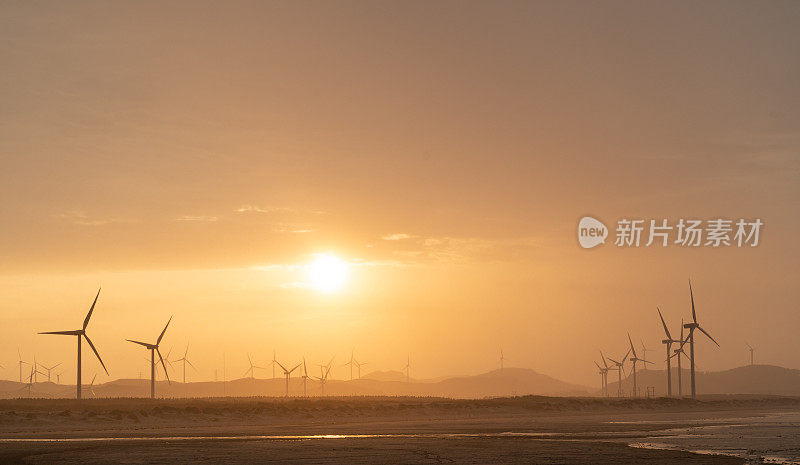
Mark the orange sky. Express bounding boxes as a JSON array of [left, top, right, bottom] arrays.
[[1, 1, 799, 386]]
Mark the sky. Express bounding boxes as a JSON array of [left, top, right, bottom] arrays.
[[1, 1, 799, 387]]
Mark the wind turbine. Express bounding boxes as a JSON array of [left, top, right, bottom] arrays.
[[83, 374, 98, 398], [39, 289, 109, 399], [745, 342, 755, 366], [342, 350, 357, 380], [126, 316, 173, 399], [658, 307, 681, 397], [269, 349, 278, 379], [275, 360, 301, 397], [598, 351, 611, 396], [627, 333, 652, 397], [606, 347, 630, 397], [300, 357, 309, 397], [499, 349, 506, 371], [594, 361, 606, 396], [243, 353, 264, 379], [314, 362, 332, 396], [173, 343, 196, 383], [683, 281, 719, 399], [17, 349, 29, 383], [355, 359, 366, 379], [40, 362, 61, 382], [669, 320, 690, 397], [403, 355, 410, 383]]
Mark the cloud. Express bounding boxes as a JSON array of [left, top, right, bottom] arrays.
[[55, 211, 134, 226], [382, 233, 413, 241], [174, 215, 218, 222]]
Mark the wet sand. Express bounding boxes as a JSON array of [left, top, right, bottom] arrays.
[[2, 396, 797, 463]]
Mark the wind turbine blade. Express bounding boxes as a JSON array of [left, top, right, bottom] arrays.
[[697, 325, 720, 347], [186, 359, 197, 371], [84, 334, 109, 375], [248, 353, 253, 365], [594, 361, 602, 370], [127, 339, 151, 347], [243, 367, 252, 377], [599, 351, 609, 369], [91, 374, 97, 386], [39, 330, 82, 336], [657, 308, 672, 339], [184, 343, 189, 359], [157, 316, 172, 345], [303, 357, 307, 377], [689, 280, 697, 324], [607, 357, 620, 365], [275, 360, 288, 372], [157, 348, 170, 383], [83, 288, 101, 330], [622, 347, 631, 363], [627, 333, 637, 358], [289, 363, 301, 373]]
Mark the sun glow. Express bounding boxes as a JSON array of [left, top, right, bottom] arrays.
[[308, 254, 349, 293]]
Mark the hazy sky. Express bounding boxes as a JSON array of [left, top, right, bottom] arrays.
[[1, 1, 799, 386]]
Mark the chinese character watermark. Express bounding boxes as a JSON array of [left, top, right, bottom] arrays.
[[578, 217, 762, 249]]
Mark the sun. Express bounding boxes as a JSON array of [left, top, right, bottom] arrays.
[[308, 254, 349, 293]]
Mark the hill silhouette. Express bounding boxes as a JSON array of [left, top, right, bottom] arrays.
[[605, 364, 800, 397]]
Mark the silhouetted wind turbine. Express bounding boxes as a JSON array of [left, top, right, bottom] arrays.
[[499, 349, 506, 371], [606, 347, 630, 397], [683, 281, 719, 399], [40, 362, 61, 382], [173, 343, 196, 383], [594, 361, 606, 395], [745, 342, 755, 366], [342, 350, 357, 380], [300, 357, 309, 397], [17, 349, 29, 383], [355, 359, 366, 379], [83, 374, 98, 398], [275, 360, 301, 397], [403, 355, 410, 383], [598, 351, 611, 396], [627, 333, 652, 397], [314, 362, 332, 396], [658, 307, 680, 397], [270, 349, 278, 379], [39, 289, 109, 400], [243, 353, 264, 379], [668, 320, 689, 397], [127, 316, 173, 399]]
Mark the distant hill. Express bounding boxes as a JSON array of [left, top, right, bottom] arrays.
[[0, 367, 591, 399], [606, 364, 800, 397], [362, 370, 408, 382]]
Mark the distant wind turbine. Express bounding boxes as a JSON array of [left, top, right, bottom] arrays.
[[668, 319, 690, 397], [17, 349, 29, 383], [658, 307, 681, 397], [683, 281, 719, 399], [173, 343, 197, 384], [39, 289, 109, 400], [127, 316, 173, 399], [243, 353, 264, 379], [745, 342, 755, 366], [300, 357, 309, 397], [342, 350, 357, 380], [627, 332, 652, 397], [403, 355, 410, 383], [314, 362, 332, 396], [606, 347, 631, 397], [499, 349, 506, 371], [275, 360, 301, 397], [40, 362, 61, 382]]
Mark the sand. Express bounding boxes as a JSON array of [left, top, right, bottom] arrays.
[[2, 396, 797, 463]]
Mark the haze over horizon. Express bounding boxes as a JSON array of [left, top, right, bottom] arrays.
[[2, 1, 799, 387]]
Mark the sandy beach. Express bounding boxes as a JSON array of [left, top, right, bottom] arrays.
[[2, 396, 798, 463]]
